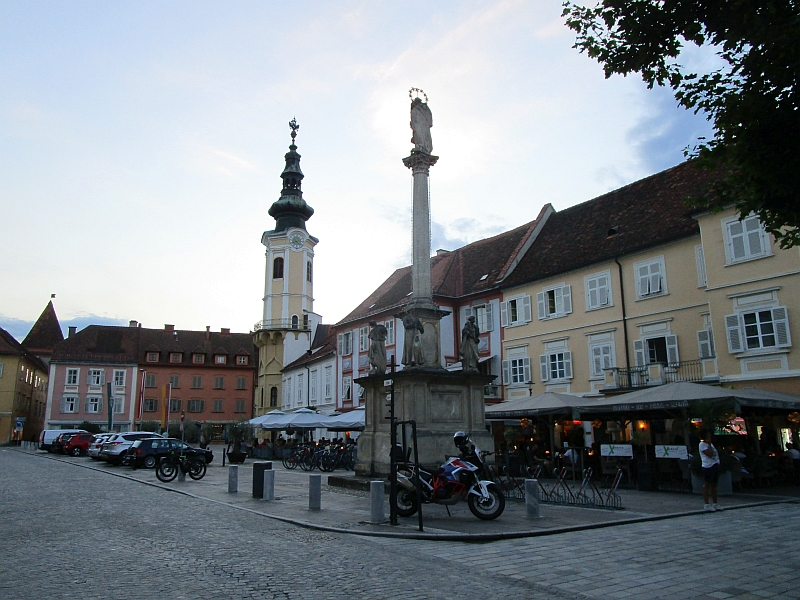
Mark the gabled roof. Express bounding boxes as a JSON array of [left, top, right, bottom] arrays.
[[0, 327, 48, 371], [51, 325, 140, 364], [22, 301, 64, 355], [337, 210, 546, 325], [503, 161, 718, 288]]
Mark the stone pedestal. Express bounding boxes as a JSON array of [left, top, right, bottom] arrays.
[[355, 369, 495, 477]]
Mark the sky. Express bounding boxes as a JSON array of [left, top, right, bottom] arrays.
[[0, 1, 714, 341]]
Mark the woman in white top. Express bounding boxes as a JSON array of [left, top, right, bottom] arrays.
[[699, 429, 722, 511]]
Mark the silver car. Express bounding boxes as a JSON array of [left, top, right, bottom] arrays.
[[87, 434, 114, 460], [100, 432, 159, 465]]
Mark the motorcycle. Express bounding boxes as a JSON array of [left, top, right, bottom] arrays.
[[393, 444, 505, 520]]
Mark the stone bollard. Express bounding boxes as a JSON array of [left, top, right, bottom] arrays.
[[263, 469, 275, 501], [525, 479, 540, 518], [370, 481, 385, 524], [177, 467, 186, 482], [308, 474, 321, 510], [228, 465, 239, 493], [252, 461, 272, 498]]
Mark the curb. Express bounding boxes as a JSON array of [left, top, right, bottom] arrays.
[[12, 448, 799, 542]]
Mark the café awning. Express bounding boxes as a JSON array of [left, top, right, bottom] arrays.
[[485, 392, 585, 418]]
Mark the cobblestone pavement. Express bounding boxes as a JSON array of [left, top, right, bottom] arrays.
[[3, 448, 800, 599]]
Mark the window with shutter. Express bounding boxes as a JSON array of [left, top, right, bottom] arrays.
[[502, 360, 511, 385], [503, 295, 533, 326], [633, 340, 646, 366], [585, 271, 612, 310], [589, 342, 614, 377], [539, 355, 548, 382], [665, 335, 679, 365], [723, 214, 771, 263], [695, 245, 707, 288], [725, 314, 743, 353], [537, 285, 572, 319], [697, 330, 715, 359], [635, 257, 666, 299]]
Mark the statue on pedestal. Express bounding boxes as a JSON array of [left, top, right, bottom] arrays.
[[460, 315, 480, 372], [402, 314, 425, 367], [410, 95, 433, 155], [368, 320, 388, 375]]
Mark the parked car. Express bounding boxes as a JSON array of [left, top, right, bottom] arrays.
[[51, 432, 77, 454], [128, 437, 214, 469], [39, 429, 87, 452], [87, 434, 114, 460], [62, 433, 96, 456], [100, 432, 159, 465]]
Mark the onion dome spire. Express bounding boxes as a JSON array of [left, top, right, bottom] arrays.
[[268, 118, 314, 232]]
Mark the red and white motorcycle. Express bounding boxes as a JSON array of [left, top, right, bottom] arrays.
[[393, 434, 505, 521]]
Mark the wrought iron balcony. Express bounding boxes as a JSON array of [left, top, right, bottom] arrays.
[[253, 319, 309, 332], [603, 359, 719, 391]]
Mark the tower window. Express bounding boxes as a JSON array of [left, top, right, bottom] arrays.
[[306, 261, 312, 282], [270, 386, 278, 407], [273, 257, 284, 279], [291, 315, 299, 329]]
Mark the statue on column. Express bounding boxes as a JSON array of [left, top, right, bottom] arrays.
[[460, 315, 480, 372], [402, 314, 425, 367], [368, 320, 388, 375], [410, 95, 433, 154]]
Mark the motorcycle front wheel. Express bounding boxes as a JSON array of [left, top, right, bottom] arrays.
[[468, 484, 505, 520], [156, 460, 178, 482], [393, 488, 419, 517]]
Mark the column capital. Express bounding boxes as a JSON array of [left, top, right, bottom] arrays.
[[402, 151, 439, 173]]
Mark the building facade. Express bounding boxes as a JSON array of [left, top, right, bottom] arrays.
[[496, 163, 800, 398], [44, 325, 140, 432], [0, 327, 49, 443]]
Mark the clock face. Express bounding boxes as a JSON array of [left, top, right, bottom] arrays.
[[289, 234, 304, 250]]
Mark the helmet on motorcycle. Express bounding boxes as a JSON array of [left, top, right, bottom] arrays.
[[453, 431, 469, 448]]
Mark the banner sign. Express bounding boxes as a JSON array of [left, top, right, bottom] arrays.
[[655, 445, 688, 459], [601, 444, 633, 457]]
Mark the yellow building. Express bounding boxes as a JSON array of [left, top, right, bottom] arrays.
[[498, 163, 800, 398], [0, 327, 49, 444], [253, 122, 322, 418]]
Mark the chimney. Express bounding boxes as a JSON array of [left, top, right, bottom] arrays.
[[68, 326, 77, 337], [205, 326, 210, 341], [129, 320, 138, 328], [220, 327, 230, 336], [436, 248, 450, 256], [164, 324, 174, 332]]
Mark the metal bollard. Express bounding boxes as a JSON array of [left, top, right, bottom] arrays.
[[308, 474, 321, 510], [252, 461, 272, 498], [525, 479, 540, 518], [228, 465, 239, 493], [263, 469, 275, 501], [370, 481, 384, 523]]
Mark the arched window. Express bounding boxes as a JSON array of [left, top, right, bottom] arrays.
[[306, 261, 312, 282], [273, 257, 284, 279], [291, 315, 299, 329], [270, 387, 278, 407]]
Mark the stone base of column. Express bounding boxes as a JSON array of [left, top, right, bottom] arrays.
[[354, 369, 496, 477]]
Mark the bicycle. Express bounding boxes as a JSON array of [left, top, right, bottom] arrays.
[[156, 451, 207, 482]]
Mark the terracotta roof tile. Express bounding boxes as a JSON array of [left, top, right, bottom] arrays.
[[503, 162, 718, 287]]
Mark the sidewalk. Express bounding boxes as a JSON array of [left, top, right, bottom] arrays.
[[18, 447, 799, 541]]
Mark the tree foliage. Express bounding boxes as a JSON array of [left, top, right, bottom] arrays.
[[563, 1, 800, 248]]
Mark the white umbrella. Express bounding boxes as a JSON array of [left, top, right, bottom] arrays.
[[249, 409, 285, 426], [260, 407, 328, 430], [324, 407, 365, 431], [732, 387, 800, 410], [485, 391, 585, 418], [578, 381, 735, 414]]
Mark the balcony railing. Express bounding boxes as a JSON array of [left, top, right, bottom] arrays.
[[253, 319, 309, 332], [603, 358, 719, 391]]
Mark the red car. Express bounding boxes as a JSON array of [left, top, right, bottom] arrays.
[[63, 433, 96, 456]]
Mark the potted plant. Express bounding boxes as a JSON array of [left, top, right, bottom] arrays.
[[225, 420, 251, 464]]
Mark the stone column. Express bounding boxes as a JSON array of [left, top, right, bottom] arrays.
[[402, 151, 439, 311]]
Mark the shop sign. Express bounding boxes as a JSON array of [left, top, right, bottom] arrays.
[[601, 444, 633, 457], [655, 445, 688, 459]]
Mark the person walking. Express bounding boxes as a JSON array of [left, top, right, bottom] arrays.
[[699, 428, 723, 511]]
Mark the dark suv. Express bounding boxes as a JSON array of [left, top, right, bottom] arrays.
[[128, 438, 214, 469], [62, 433, 96, 456]]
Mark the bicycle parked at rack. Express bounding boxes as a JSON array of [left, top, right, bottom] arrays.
[[156, 451, 207, 482]]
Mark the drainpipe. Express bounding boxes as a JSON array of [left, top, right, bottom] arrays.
[[615, 257, 631, 372]]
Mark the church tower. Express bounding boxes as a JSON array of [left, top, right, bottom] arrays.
[[253, 120, 320, 416]]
